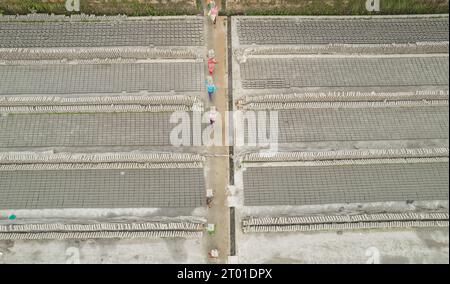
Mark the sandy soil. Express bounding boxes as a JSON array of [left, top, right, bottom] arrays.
[[202, 0, 231, 264], [237, 227, 449, 264]]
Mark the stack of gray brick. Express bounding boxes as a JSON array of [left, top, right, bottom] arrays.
[[0, 18, 204, 48], [240, 56, 449, 89], [243, 162, 449, 206], [0, 62, 204, 95], [0, 168, 205, 209], [237, 17, 449, 45]]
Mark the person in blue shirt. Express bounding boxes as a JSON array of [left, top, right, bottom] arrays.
[[206, 80, 217, 101]]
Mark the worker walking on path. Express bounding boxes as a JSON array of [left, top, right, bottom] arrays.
[[205, 77, 217, 101], [207, 49, 217, 75], [208, 56, 218, 75], [208, 5, 219, 25], [209, 106, 218, 125]]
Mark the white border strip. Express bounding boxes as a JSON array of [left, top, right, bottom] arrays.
[[0, 94, 200, 106], [0, 58, 200, 65], [0, 222, 204, 233], [243, 220, 449, 233], [0, 152, 205, 164], [244, 212, 449, 226], [236, 42, 449, 56], [0, 162, 204, 171], [0, 221, 205, 239], [0, 104, 192, 114], [238, 90, 449, 105], [241, 100, 449, 110], [0, 14, 204, 22], [243, 148, 449, 162], [243, 157, 449, 168], [0, 47, 198, 60], [235, 15, 449, 20], [0, 231, 203, 240], [243, 212, 449, 233]]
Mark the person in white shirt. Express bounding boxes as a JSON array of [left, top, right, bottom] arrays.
[[209, 106, 218, 125]]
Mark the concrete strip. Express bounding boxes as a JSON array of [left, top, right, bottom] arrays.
[[0, 231, 203, 240], [244, 212, 449, 226], [235, 43, 449, 56], [243, 148, 449, 162], [0, 94, 201, 107], [0, 152, 204, 164], [0, 221, 204, 233], [0, 47, 201, 61], [237, 90, 449, 105]]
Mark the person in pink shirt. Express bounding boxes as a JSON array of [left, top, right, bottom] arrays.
[[208, 5, 219, 25], [208, 56, 217, 75]]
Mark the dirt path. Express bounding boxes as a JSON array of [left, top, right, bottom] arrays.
[[202, 1, 230, 264]]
